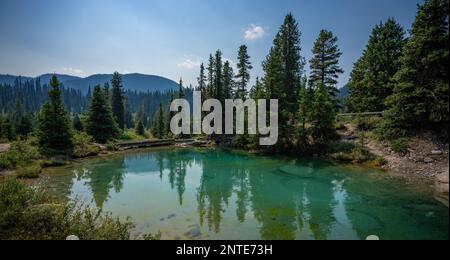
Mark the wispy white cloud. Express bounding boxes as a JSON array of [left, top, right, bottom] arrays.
[[177, 57, 201, 70], [244, 24, 266, 41], [59, 67, 85, 76]]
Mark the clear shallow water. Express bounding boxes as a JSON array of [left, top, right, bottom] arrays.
[[43, 148, 449, 240]]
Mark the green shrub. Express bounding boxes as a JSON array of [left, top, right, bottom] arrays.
[[0, 140, 41, 170], [356, 116, 382, 131], [41, 157, 69, 167], [390, 138, 409, 155], [373, 156, 388, 167], [0, 178, 156, 240], [17, 164, 42, 179], [333, 141, 356, 153], [335, 122, 347, 131], [118, 131, 146, 141], [106, 142, 117, 151], [72, 132, 100, 158]]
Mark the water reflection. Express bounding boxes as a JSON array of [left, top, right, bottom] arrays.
[[48, 148, 449, 240]]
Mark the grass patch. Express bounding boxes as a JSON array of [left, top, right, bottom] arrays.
[[118, 130, 148, 141], [0, 140, 41, 170], [390, 138, 409, 155], [72, 132, 101, 158], [16, 164, 42, 179]]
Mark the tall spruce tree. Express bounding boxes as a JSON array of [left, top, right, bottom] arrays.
[[37, 75, 73, 154], [86, 85, 119, 143], [262, 13, 304, 151], [214, 50, 223, 102], [197, 63, 207, 100], [235, 45, 253, 99], [178, 78, 185, 99], [16, 114, 33, 137], [151, 102, 165, 139], [309, 30, 343, 104], [206, 55, 215, 99], [111, 72, 125, 130], [383, 0, 449, 139], [135, 119, 145, 136], [222, 61, 234, 100], [347, 19, 406, 112], [72, 114, 83, 132]]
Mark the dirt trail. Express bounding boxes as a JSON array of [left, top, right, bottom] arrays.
[[0, 143, 10, 153]]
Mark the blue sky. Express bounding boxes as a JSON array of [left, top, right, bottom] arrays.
[[0, 0, 422, 88]]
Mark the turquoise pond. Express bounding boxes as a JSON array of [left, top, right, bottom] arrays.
[[43, 148, 449, 240]]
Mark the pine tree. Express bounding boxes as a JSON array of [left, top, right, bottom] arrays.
[[15, 114, 33, 138], [309, 30, 343, 104], [73, 114, 83, 132], [262, 13, 304, 151], [0, 116, 14, 141], [235, 45, 253, 99], [383, 0, 449, 139], [37, 75, 73, 154], [103, 82, 110, 101], [222, 61, 234, 99], [249, 77, 264, 99], [178, 78, 185, 99], [197, 63, 207, 100], [347, 19, 406, 112], [214, 50, 223, 102], [86, 85, 119, 143], [111, 72, 125, 130], [310, 84, 337, 152], [135, 119, 145, 136], [151, 103, 165, 139], [206, 55, 215, 99]]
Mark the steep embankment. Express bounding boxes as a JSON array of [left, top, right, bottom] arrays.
[[339, 123, 449, 205]]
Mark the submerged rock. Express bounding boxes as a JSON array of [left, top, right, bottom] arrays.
[[278, 165, 314, 178], [184, 224, 201, 238]]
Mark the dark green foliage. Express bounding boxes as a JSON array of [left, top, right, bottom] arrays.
[[390, 138, 410, 155], [178, 78, 185, 99], [151, 103, 165, 139], [222, 61, 234, 100], [72, 132, 101, 158], [309, 30, 343, 103], [0, 78, 88, 115], [262, 13, 304, 152], [16, 164, 42, 179], [111, 72, 125, 130], [235, 45, 252, 99], [0, 116, 14, 141], [347, 19, 406, 112], [206, 54, 215, 99], [214, 50, 223, 102], [0, 178, 151, 240], [16, 114, 33, 137], [0, 140, 41, 170], [36, 75, 73, 155], [197, 63, 207, 100], [310, 84, 337, 152], [135, 119, 146, 136], [86, 85, 119, 143], [72, 114, 84, 132], [383, 0, 449, 139]]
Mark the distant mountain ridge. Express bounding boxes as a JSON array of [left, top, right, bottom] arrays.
[[0, 73, 179, 93]]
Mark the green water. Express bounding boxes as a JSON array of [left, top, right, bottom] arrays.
[[43, 148, 449, 240]]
